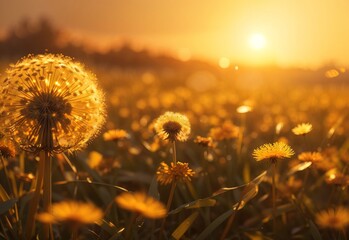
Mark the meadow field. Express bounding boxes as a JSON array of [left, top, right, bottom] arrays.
[[0, 54, 348, 240]]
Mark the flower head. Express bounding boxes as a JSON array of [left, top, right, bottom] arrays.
[[298, 151, 323, 162], [0, 54, 105, 153], [253, 142, 294, 162], [103, 129, 129, 142], [194, 136, 214, 148], [156, 161, 195, 185], [209, 121, 239, 141], [154, 112, 190, 142], [115, 192, 167, 219], [316, 207, 349, 230], [292, 123, 312, 136], [37, 201, 103, 226]]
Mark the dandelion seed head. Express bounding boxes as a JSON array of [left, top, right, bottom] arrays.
[[0, 54, 106, 153], [154, 111, 190, 142]]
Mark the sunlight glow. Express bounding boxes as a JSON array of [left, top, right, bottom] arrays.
[[249, 33, 266, 50], [218, 57, 230, 69]]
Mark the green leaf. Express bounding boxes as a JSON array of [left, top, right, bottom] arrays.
[[212, 171, 266, 197], [148, 175, 159, 200], [172, 211, 199, 240], [232, 182, 259, 211], [169, 198, 216, 215], [307, 219, 323, 240], [288, 162, 312, 176], [0, 184, 10, 201], [0, 198, 17, 215], [196, 209, 233, 240]]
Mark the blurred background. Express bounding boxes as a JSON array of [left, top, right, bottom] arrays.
[[1, 0, 349, 69]]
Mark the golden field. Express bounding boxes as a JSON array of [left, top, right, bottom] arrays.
[[0, 54, 348, 240]]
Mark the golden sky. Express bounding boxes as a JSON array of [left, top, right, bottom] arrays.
[[1, 0, 349, 67]]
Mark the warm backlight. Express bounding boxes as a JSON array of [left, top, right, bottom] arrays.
[[249, 33, 266, 50]]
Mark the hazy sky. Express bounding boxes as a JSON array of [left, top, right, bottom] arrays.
[[1, 0, 349, 67]]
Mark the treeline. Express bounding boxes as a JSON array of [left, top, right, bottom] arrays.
[[0, 18, 214, 71]]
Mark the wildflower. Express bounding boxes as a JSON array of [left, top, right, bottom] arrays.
[[209, 121, 239, 141], [194, 136, 214, 148], [325, 168, 349, 186], [87, 151, 103, 169], [298, 152, 323, 162], [115, 192, 167, 219], [292, 123, 312, 136], [156, 161, 195, 185], [253, 142, 294, 162], [103, 129, 129, 142], [0, 54, 105, 153], [0, 138, 16, 158], [316, 207, 349, 230], [37, 201, 103, 225], [154, 112, 190, 142]]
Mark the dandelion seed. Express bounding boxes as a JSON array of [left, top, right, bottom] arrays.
[[115, 192, 167, 219], [0, 54, 105, 153], [154, 111, 190, 142], [156, 161, 195, 185], [316, 207, 349, 230], [292, 123, 312, 136], [37, 201, 103, 225], [253, 142, 294, 162]]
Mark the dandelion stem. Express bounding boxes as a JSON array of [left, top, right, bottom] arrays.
[[125, 213, 137, 240], [271, 159, 277, 236], [166, 181, 177, 212], [42, 151, 53, 239], [25, 151, 45, 239], [172, 140, 177, 165], [159, 181, 177, 239], [71, 225, 79, 240]]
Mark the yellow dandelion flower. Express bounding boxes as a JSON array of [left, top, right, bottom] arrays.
[[253, 142, 294, 162], [194, 136, 215, 148], [103, 129, 129, 142], [316, 207, 349, 230], [209, 121, 239, 141], [115, 192, 167, 219], [0, 54, 105, 153], [156, 161, 195, 185], [292, 123, 312, 136], [87, 151, 103, 169], [0, 138, 16, 158], [154, 111, 190, 142], [37, 201, 103, 225], [298, 152, 323, 162]]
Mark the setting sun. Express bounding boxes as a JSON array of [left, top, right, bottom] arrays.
[[249, 33, 266, 50]]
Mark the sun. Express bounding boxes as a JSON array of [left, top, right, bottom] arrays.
[[249, 33, 266, 50]]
